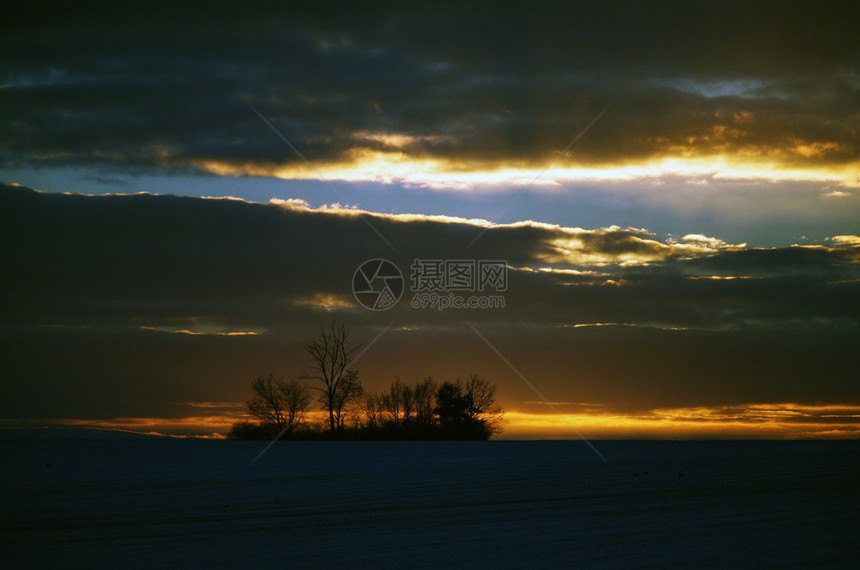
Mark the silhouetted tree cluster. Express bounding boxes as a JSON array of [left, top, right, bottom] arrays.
[[360, 376, 503, 439], [228, 321, 504, 439], [228, 321, 504, 441]]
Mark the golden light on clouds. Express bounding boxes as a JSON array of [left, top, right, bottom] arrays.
[[291, 293, 356, 311], [790, 139, 843, 159], [831, 235, 860, 246], [502, 403, 860, 440], [535, 228, 743, 267], [178, 105, 860, 190], [269, 196, 496, 228], [8, 402, 856, 440], [4, 416, 236, 439], [187, 149, 860, 194], [0, 400, 253, 438], [140, 325, 263, 336]]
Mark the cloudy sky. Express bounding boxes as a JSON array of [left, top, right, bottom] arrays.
[[2, 1, 859, 439]]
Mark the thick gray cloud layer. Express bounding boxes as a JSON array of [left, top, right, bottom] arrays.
[[4, 184, 858, 330], [2, 184, 858, 424], [2, 1, 858, 171]]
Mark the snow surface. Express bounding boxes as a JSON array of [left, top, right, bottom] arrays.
[[2, 439, 858, 568]]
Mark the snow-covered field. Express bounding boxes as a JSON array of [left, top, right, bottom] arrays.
[[2, 438, 858, 568]]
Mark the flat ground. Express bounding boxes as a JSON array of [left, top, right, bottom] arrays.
[[2, 439, 858, 568]]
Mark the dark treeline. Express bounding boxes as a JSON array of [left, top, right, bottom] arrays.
[[227, 321, 504, 441], [228, 374, 504, 441]]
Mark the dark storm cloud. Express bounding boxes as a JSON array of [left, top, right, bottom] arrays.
[[3, 184, 858, 333], [683, 246, 860, 277], [2, 184, 858, 423], [2, 1, 857, 172], [461, 324, 860, 412]]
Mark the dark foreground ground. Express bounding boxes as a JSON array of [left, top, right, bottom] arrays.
[[2, 438, 858, 568]]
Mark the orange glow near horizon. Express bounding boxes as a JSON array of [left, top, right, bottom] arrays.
[[5, 402, 859, 440], [500, 403, 860, 440]]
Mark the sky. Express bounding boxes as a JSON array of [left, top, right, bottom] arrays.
[[2, 1, 859, 439]]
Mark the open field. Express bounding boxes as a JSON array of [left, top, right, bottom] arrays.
[[3, 439, 858, 568]]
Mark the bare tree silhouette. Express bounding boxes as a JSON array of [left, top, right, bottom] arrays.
[[301, 320, 361, 433], [368, 377, 438, 429], [246, 374, 311, 434], [463, 374, 505, 433], [413, 377, 437, 426], [323, 369, 364, 430]]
